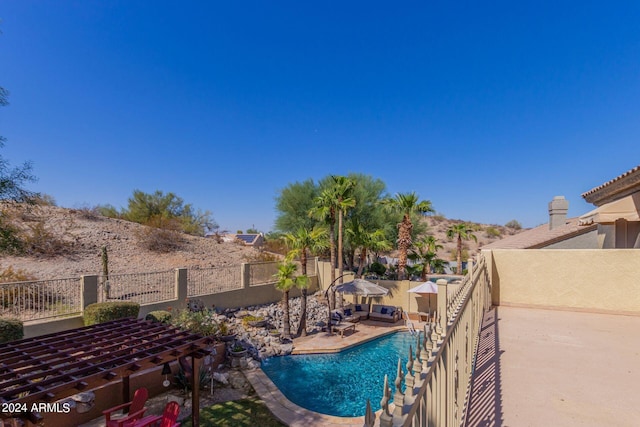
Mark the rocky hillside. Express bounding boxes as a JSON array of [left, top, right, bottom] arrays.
[[0, 204, 523, 281], [418, 215, 522, 262], [0, 204, 264, 280]]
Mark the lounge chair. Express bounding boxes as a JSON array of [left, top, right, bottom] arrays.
[[133, 401, 180, 427], [103, 387, 148, 427]]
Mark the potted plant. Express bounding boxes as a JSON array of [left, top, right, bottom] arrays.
[[230, 344, 247, 358], [218, 321, 236, 342]]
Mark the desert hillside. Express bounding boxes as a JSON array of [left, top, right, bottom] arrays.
[[0, 204, 263, 280], [0, 204, 523, 281]]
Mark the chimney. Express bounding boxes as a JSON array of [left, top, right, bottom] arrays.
[[548, 196, 569, 230]]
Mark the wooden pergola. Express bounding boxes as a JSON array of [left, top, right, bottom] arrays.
[[0, 318, 213, 426]]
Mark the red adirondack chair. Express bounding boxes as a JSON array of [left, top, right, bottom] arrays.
[[133, 401, 181, 427], [103, 387, 149, 427]]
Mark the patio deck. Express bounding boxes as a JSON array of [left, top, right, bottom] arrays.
[[465, 306, 640, 427]]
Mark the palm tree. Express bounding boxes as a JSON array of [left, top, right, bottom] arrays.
[[345, 218, 392, 278], [382, 192, 434, 280], [309, 189, 338, 287], [409, 235, 444, 280], [283, 227, 328, 337], [446, 223, 478, 275], [331, 176, 356, 284], [309, 176, 355, 307], [273, 260, 305, 340]]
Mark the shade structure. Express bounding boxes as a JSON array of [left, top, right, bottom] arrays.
[[408, 280, 439, 318], [408, 280, 438, 295], [578, 193, 640, 225], [334, 278, 389, 296]]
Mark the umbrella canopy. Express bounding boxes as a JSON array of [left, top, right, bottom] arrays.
[[334, 279, 389, 296], [408, 281, 438, 295]]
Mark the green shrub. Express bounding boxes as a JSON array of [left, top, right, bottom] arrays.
[[145, 310, 172, 324], [368, 262, 386, 276], [0, 318, 24, 343], [505, 219, 522, 230], [83, 301, 140, 326], [485, 226, 501, 238]]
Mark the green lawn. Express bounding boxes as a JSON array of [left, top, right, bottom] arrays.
[[181, 397, 286, 427]]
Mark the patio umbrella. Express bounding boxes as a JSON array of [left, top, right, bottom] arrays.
[[408, 280, 438, 318], [334, 279, 389, 296]]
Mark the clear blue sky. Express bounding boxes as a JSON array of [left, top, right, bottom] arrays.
[[1, 1, 639, 233]]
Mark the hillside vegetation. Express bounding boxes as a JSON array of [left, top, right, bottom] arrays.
[[0, 203, 522, 282], [0, 203, 262, 281]]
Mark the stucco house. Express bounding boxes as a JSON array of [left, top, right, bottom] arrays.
[[578, 164, 640, 248]]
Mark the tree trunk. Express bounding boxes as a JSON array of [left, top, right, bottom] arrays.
[[297, 251, 308, 337], [283, 291, 291, 339], [338, 209, 344, 283], [328, 214, 336, 310], [457, 235, 462, 275], [357, 247, 367, 278], [397, 214, 413, 280]]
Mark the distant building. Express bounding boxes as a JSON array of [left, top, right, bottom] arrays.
[[483, 196, 598, 249], [234, 233, 264, 248], [579, 165, 640, 248]]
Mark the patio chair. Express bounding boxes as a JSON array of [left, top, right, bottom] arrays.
[[133, 401, 181, 427], [103, 387, 148, 427]]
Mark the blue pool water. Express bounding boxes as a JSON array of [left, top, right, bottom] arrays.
[[261, 331, 421, 417]]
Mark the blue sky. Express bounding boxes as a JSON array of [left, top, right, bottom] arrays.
[[1, 1, 639, 233]]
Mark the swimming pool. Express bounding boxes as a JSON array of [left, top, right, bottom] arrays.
[[261, 331, 420, 417]]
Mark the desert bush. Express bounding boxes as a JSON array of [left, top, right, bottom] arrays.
[[83, 301, 140, 326], [73, 205, 104, 220], [135, 226, 184, 253], [0, 266, 37, 283], [0, 213, 23, 254], [0, 318, 23, 343], [485, 226, 501, 238], [368, 261, 387, 276], [96, 204, 121, 218], [22, 221, 74, 257], [170, 309, 218, 336], [32, 193, 57, 206], [244, 251, 280, 263], [505, 219, 522, 230], [145, 310, 172, 324]]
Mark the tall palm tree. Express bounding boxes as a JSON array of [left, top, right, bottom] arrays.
[[283, 227, 328, 337], [273, 260, 303, 340], [409, 235, 444, 280], [381, 192, 434, 280], [330, 176, 356, 284], [446, 223, 478, 275], [345, 218, 392, 278], [309, 189, 338, 287], [309, 176, 355, 307]]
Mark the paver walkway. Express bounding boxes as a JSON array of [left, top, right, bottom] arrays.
[[465, 306, 640, 427]]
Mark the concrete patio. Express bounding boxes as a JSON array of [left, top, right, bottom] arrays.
[[465, 306, 640, 427]]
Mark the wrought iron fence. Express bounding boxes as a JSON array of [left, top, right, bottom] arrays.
[[248, 261, 280, 286], [187, 265, 242, 296], [0, 277, 83, 321], [100, 270, 175, 304]]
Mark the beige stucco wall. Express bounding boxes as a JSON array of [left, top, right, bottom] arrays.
[[486, 249, 640, 314]]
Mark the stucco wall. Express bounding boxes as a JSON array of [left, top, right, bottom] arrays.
[[487, 249, 640, 314]]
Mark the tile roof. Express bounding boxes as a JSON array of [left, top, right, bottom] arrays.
[[482, 217, 596, 249], [582, 165, 640, 203]]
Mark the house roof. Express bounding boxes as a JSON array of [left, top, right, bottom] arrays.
[[582, 165, 640, 206], [482, 217, 597, 249]]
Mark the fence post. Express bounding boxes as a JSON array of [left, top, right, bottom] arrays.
[[437, 278, 448, 335], [241, 263, 251, 289], [176, 268, 188, 303], [81, 275, 98, 310]]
